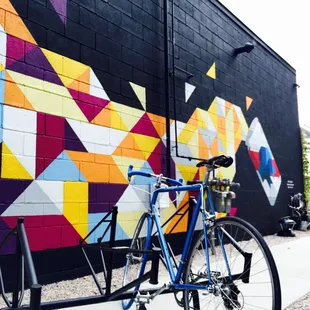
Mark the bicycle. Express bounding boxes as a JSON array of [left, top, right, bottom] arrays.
[[122, 155, 281, 310]]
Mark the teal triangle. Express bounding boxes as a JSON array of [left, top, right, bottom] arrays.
[[37, 151, 86, 181]]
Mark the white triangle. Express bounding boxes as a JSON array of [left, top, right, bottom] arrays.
[[90, 69, 110, 101], [185, 82, 196, 102], [199, 128, 217, 148], [117, 185, 150, 212], [0, 25, 7, 68], [216, 97, 226, 117], [2, 181, 63, 216]]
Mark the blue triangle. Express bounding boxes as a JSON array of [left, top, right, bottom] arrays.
[[132, 161, 156, 185], [88, 213, 129, 243], [37, 151, 87, 181]]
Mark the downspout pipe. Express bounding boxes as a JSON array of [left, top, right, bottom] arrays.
[[164, 0, 171, 177]]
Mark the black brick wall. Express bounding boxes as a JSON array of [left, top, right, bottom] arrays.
[[7, 0, 303, 286]]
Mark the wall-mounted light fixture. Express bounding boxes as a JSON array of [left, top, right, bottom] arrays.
[[234, 42, 255, 56], [293, 83, 300, 88]]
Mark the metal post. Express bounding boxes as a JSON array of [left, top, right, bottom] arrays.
[[12, 224, 22, 308], [17, 218, 38, 285], [164, 0, 171, 177], [149, 248, 161, 285], [30, 284, 42, 310], [106, 206, 118, 295]]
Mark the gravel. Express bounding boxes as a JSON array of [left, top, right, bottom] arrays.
[[1, 229, 310, 309]]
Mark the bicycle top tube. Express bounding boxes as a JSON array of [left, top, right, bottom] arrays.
[[127, 165, 183, 187]]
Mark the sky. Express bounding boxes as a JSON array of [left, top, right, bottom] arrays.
[[218, 0, 309, 128]]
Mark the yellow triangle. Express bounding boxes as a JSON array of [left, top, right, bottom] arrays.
[[246, 96, 253, 110], [188, 130, 199, 158], [206, 62, 216, 79], [67, 69, 91, 94], [0, 63, 4, 71], [176, 164, 198, 182], [67, 79, 79, 92], [109, 102, 128, 131], [131, 134, 160, 159], [129, 82, 146, 110], [112, 156, 146, 180], [64, 182, 88, 239], [41, 48, 64, 76], [178, 124, 196, 144], [62, 57, 89, 86], [117, 211, 145, 237], [1, 143, 32, 179], [111, 102, 144, 131]]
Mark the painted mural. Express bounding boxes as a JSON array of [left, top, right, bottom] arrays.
[[0, 0, 281, 254]]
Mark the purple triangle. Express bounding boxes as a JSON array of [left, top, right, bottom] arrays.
[[65, 120, 88, 152], [0, 179, 32, 214], [0, 219, 16, 254], [88, 183, 127, 213], [25, 47, 63, 86], [49, 0, 67, 24]]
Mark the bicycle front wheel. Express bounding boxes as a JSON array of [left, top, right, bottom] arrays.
[[183, 216, 281, 310], [122, 213, 152, 310]]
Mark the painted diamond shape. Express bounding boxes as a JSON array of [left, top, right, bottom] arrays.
[[246, 118, 281, 206]]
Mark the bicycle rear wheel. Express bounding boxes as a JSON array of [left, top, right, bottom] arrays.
[[183, 216, 281, 310], [122, 213, 152, 310]]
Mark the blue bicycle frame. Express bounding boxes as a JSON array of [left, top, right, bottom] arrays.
[[127, 165, 231, 291]]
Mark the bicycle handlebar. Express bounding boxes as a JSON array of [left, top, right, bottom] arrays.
[[128, 165, 183, 187]]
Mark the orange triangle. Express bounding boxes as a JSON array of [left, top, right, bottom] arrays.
[[109, 162, 128, 184], [78, 68, 90, 84], [91, 105, 111, 127], [113, 133, 145, 159], [210, 138, 218, 156], [246, 96, 253, 110], [79, 81, 90, 94], [67, 79, 79, 92], [165, 192, 189, 234], [4, 73, 35, 111], [147, 113, 166, 138], [198, 133, 209, 159], [225, 101, 233, 115], [3, 0, 36, 44]]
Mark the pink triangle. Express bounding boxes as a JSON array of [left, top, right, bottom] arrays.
[[131, 113, 159, 138], [49, 0, 67, 24]]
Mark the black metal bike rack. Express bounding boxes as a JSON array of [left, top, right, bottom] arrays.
[[0, 200, 202, 310], [0, 218, 42, 310]]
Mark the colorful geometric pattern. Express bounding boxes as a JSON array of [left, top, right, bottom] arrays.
[[246, 118, 282, 206], [0, 0, 281, 254]]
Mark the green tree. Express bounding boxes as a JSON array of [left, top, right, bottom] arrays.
[[301, 131, 310, 208]]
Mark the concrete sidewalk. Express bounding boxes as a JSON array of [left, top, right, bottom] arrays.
[[68, 236, 310, 310]]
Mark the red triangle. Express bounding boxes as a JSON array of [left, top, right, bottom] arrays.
[[2, 215, 82, 251], [147, 141, 164, 174], [36, 113, 65, 178], [68, 89, 110, 122], [131, 113, 160, 138]]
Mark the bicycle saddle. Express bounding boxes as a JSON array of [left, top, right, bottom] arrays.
[[196, 155, 233, 168]]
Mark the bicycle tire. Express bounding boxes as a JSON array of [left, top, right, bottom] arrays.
[[122, 213, 152, 310], [183, 216, 281, 310]]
